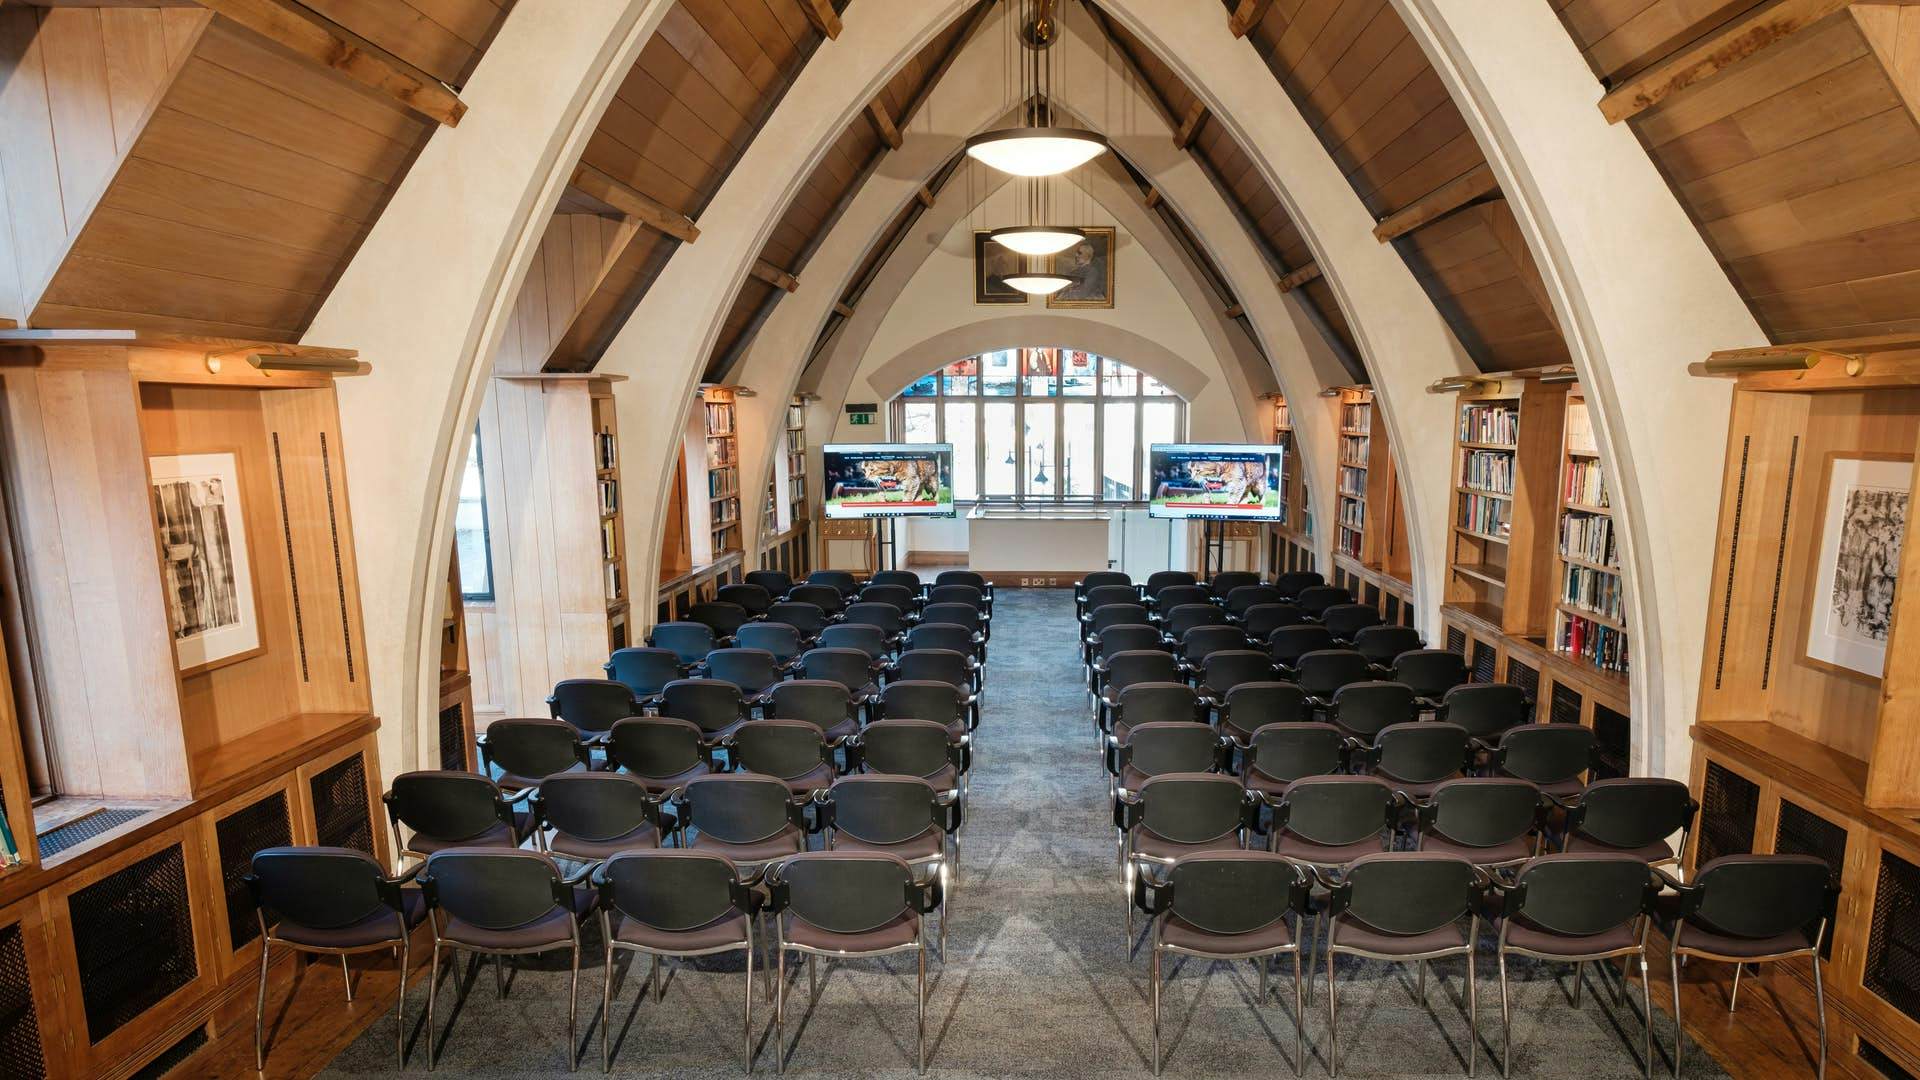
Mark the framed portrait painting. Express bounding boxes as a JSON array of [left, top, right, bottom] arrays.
[[1047, 227, 1115, 309], [151, 451, 263, 674], [1807, 454, 1911, 678], [973, 231, 1027, 305]]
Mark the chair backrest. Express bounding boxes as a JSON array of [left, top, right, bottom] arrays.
[[604, 647, 683, 697], [880, 680, 964, 726], [684, 773, 794, 843], [1091, 604, 1153, 636], [1297, 650, 1374, 698], [1328, 681, 1420, 740], [1084, 584, 1141, 615], [1373, 722, 1470, 784], [1078, 571, 1131, 597], [1296, 584, 1353, 617], [798, 647, 876, 692], [597, 850, 740, 930], [1226, 584, 1284, 617], [649, 621, 717, 664], [1272, 570, 1324, 600], [1352, 625, 1423, 667], [1137, 772, 1247, 845], [250, 847, 391, 931], [1688, 855, 1834, 942], [1153, 584, 1212, 612], [787, 583, 846, 614], [807, 570, 860, 597], [745, 569, 793, 597], [922, 602, 981, 632], [776, 851, 913, 934], [1425, 778, 1541, 850], [818, 622, 889, 659], [934, 569, 987, 592], [1223, 682, 1311, 731], [1209, 571, 1263, 600], [1200, 650, 1279, 696], [1338, 852, 1476, 935], [1098, 624, 1164, 660], [893, 647, 969, 688], [716, 583, 774, 616], [1116, 683, 1203, 727], [766, 679, 857, 732], [1247, 723, 1346, 784], [1507, 853, 1654, 938], [479, 718, 583, 782], [869, 570, 923, 592], [857, 719, 955, 780], [1276, 775, 1395, 848], [702, 648, 781, 694], [842, 601, 906, 634], [907, 622, 975, 654], [659, 678, 745, 735], [1269, 624, 1339, 668], [828, 775, 939, 846], [927, 583, 984, 609], [732, 719, 830, 783], [1243, 604, 1310, 641], [1106, 649, 1181, 692], [1180, 625, 1249, 664], [387, 771, 508, 843], [1321, 603, 1384, 641], [1125, 722, 1223, 778], [1572, 777, 1696, 851], [423, 849, 566, 930], [1143, 570, 1198, 598], [549, 678, 639, 736], [767, 601, 830, 635], [606, 717, 703, 780], [859, 583, 919, 613], [1165, 603, 1231, 638], [1391, 649, 1470, 698], [535, 771, 654, 843], [1498, 723, 1595, 786], [735, 621, 804, 662], [1438, 682, 1530, 738], [1167, 851, 1303, 936]]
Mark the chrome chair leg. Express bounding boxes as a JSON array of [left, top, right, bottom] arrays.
[[494, 952, 507, 999], [1418, 959, 1427, 1002], [1728, 963, 1742, 1012], [1813, 953, 1828, 1080], [1467, 946, 1479, 1078], [1259, 954, 1268, 1004], [396, 935, 410, 1069], [1498, 949, 1511, 1079], [1573, 960, 1585, 1007], [744, 929, 756, 1073], [568, 940, 581, 1072], [342, 954, 354, 1001], [918, 934, 928, 1075], [254, 939, 271, 1071], [1293, 947, 1305, 1078], [1327, 947, 1340, 1078], [599, 928, 614, 1073], [1150, 938, 1162, 1076], [426, 941, 442, 1071], [1669, 950, 1684, 1079], [1639, 954, 1654, 1080], [775, 937, 787, 1075]]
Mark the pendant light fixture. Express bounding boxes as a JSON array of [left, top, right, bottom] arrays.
[[1002, 266, 1074, 295], [965, 0, 1106, 178]]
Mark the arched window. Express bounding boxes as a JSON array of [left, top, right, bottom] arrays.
[[891, 348, 1185, 503]]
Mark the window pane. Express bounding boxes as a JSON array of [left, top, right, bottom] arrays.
[[1103, 402, 1136, 501], [1103, 361, 1137, 397], [455, 435, 493, 600], [1025, 405, 1057, 498], [1142, 400, 1178, 450], [1062, 350, 1096, 395], [981, 350, 1017, 396], [943, 358, 975, 396], [1024, 348, 1058, 396], [901, 402, 936, 443], [981, 402, 1016, 497], [945, 402, 977, 501], [1063, 402, 1096, 496], [901, 374, 937, 397], [1143, 374, 1174, 396]]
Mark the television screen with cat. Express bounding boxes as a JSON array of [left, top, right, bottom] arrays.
[[1147, 444, 1284, 521], [822, 444, 956, 519]]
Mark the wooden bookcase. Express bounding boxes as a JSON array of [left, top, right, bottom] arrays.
[[593, 386, 630, 651], [786, 396, 808, 530], [705, 386, 742, 558], [1266, 395, 1316, 575], [1444, 378, 1565, 638], [1336, 388, 1371, 561], [1552, 388, 1629, 675], [1328, 388, 1415, 620]]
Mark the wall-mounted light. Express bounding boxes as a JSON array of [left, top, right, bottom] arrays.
[[1426, 375, 1495, 394], [1699, 354, 1820, 376], [244, 352, 362, 374]]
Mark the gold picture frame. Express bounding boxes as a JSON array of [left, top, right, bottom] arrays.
[[973, 231, 1028, 305], [1046, 227, 1115, 309]]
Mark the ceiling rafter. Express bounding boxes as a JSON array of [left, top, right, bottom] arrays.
[[1598, 0, 1851, 124], [799, 0, 841, 40], [570, 163, 702, 244], [1371, 163, 1498, 242], [1276, 262, 1321, 292], [197, 0, 467, 125], [1229, 0, 1274, 39]]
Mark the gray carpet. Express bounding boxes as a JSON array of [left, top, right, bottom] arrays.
[[322, 587, 1724, 1077]]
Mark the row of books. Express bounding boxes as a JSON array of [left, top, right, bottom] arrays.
[[1341, 403, 1371, 432], [1558, 612, 1628, 672], [1564, 459, 1609, 507], [1339, 465, 1367, 497], [1459, 492, 1510, 536], [1459, 403, 1518, 446], [596, 431, 617, 471], [1338, 498, 1364, 528], [1562, 564, 1625, 621], [600, 518, 617, 560], [1337, 526, 1363, 558], [1460, 450, 1514, 495], [1339, 435, 1369, 467], [708, 467, 737, 497], [598, 479, 618, 516], [1274, 401, 1291, 430], [786, 403, 806, 431], [705, 402, 735, 435], [787, 428, 806, 453], [710, 496, 740, 526], [604, 561, 623, 603], [0, 799, 18, 868], [707, 438, 736, 469], [1560, 511, 1618, 568]]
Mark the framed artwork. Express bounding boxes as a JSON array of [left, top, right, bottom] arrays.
[[1807, 454, 1911, 678], [972, 231, 1026, 305], [151, 451, 263, 674], [1047, 226, 1115, 309]]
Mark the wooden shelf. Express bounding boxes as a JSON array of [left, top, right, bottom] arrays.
[[1459, 440, 1517, 451], [1558, 552, 1619, 574], [1556, 601, 1625, 631], [1563, 500, 1610, 514], [1452, 561, 1508, 588], [1454, 526, 1510, 544], [1457, 486, 1513, 500]]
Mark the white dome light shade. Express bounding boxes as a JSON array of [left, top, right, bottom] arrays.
[[989, 225, 1086, 257], [964, 127, 1108, 177], [1001, 272, 1074, 296]]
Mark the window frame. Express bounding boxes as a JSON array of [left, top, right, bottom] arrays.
[[455, 430, 496, 603]]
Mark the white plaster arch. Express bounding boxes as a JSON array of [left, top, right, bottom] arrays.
[[1391, 0, 1765, 777], [866, 317, 1223, 409]]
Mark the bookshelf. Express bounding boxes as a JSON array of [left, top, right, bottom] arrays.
[[705, 386, 741, 557], [1443, 379, 1564, 637], [1552, 390, 1628, 674], [593, 385, 630, 651], [786, 396, 808, 529], [1326, 387, 1415, 624], [1336, 388, 1370, 560], [1266, 395, 1315, 575]]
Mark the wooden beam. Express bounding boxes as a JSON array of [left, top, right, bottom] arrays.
[[569, 163, 700, 244], [1229, 0, 1273, 38], [1174, 99, 1208, 149], [1372, 164, 1499, 242], [866, 100, 902, 150], [914, 183, 936, 210], [1223, 302, 1245, 319], [1480, 200, 1562, 335], [752, 259, 799, 293], [799, 0, 841, 40], [1598, 0, 1852, 124], [1276, 262, 1321, 292], [195, 0, 466, 126], [1143, 186, 1162, 209], [833, 301, 856, 318]]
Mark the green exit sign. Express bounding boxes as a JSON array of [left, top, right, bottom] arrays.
[[849, 412, 874, 425]]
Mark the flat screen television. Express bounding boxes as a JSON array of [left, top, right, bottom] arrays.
[[1147, 443, 1285, 521], [822, 443, 956, 519]]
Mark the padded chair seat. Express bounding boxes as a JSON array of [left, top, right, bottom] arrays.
[[407, 821, 518, 856], [785, 910, 920, 953], [612, 910, 750, 953], [1376, 774, 1461, 800], [1525, 776, 1586, 799], [628, 762, 712, 795], [1218, 718, 1262, 745], [1565, 834, 1674, 863], [1654, 896, 1814, 958], [1131, 828, 1242, 861], [692, 825, 806, 864], [760, 764, 834, 797], [1418, 832, 1533, 865], [831, 827, 944, 861], [276, 890, 427, 949], [496, 764, 587, 791], [1160, 912, 1293, 955], [547, 822, 660, 860], [1242, 772, 1295, 798], [1330, 917, 1468, 957], [441, 889, 595, 951], [916, 764, 960, 794], [823, 718, 861, 741], [1271, 834, 1386, 866], [1498, 917, 1637, 958]]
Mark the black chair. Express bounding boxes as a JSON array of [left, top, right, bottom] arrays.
[[419, 849, 594, 1070], [927, 583, 986, 612], [1354, 625, 1424, 670], [1141, 570, 1198, 600], [1077, 571, 1132, 619], [728, 719, 836, 799], [807, 569, 860, 597], [922, 603, 986, 650], [1656, 854, 1838, 1080], [1149, 584, 1212, 617], [1491, 723, 1597, 798], [1116, 773, 1255, 946], [1208, 570, 1263, 601], [1100, 650, 1183, 735], [767, 601, 831, 640], [869, 569, 924, 594], [657, 678, 747, 744], [1295, 584, 1352, 618], [817, 621, 891, 661], [797, 646, 882, 701], [1135, 852, 1309, 1076], [745, 569, 793, 597], [1270, 625, 1337, 679], [606, 717, 711, 811], [1416, 778, 1545, 869], [1225, 584, 1285, 619], [1321, 603, 1384, 644], [1243, 722, 1347, 798], [549, 678, 639, 741], [1082, 584, 1143, 624], [736, 620, 805, 665], [247, 847, 425, 1070], [1092, 624, 1166, 695], [1272, 570, 1324, 601], [843, 601, 910, 641], [1243, 603, 1310, 641], [880, 679, 970, 738], [1196, 650, 1280, 709], [767, 851, 941, 1073], [1297, 651, 1375, 703], [855, 718, 968, 807], [1087, 603, 1154, 665], [1562, 777, 1697, 865], [1216, 680, 1313, 749], [478, 718, 587, 792], [650, 621, 718, 665], [1326, 680, 1420, 743], [593, 850, 760, 1071], [1320, 852, 1482, 1077], [934, 569, 992, 615], [1392, 649, 1471, 704], [1264, 775, 1395, 868], [678, 773, 807, 866], [532, 771, 665, 860], [699, 647, 784, 699], [1109, 683, 1205, 747], [1437, 683, 1532, 740], [766, 678, 863, 741], [384, 771, 523, 864], [908, 620, 981, 657], [787, 583, 846, 616], [1113, 720, 1229, 792], [1492, 854, 1662, 1078], [892, 649, 979, 729], [717, 583, 775, 617], [860, 582, 922, 615], [1178, 625, 1252, 674], [605, 647, 683, 698], [820, 775, 960, 953], [1363, 721, 1472, 799]]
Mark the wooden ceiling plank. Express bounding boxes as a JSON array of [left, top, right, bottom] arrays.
[[1598, 0, 1854, 124], [570, 161, 701, 243], [1371, 161, 1499, 241], [914, 182, 936, 209], [866, 99, 902, 149], [1230, 0, 1276, 38], [798, 0, 839, 40], [1277, 261, 1322, 291], [195, 0, 466, 126], [751, 257, 799, 292]]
